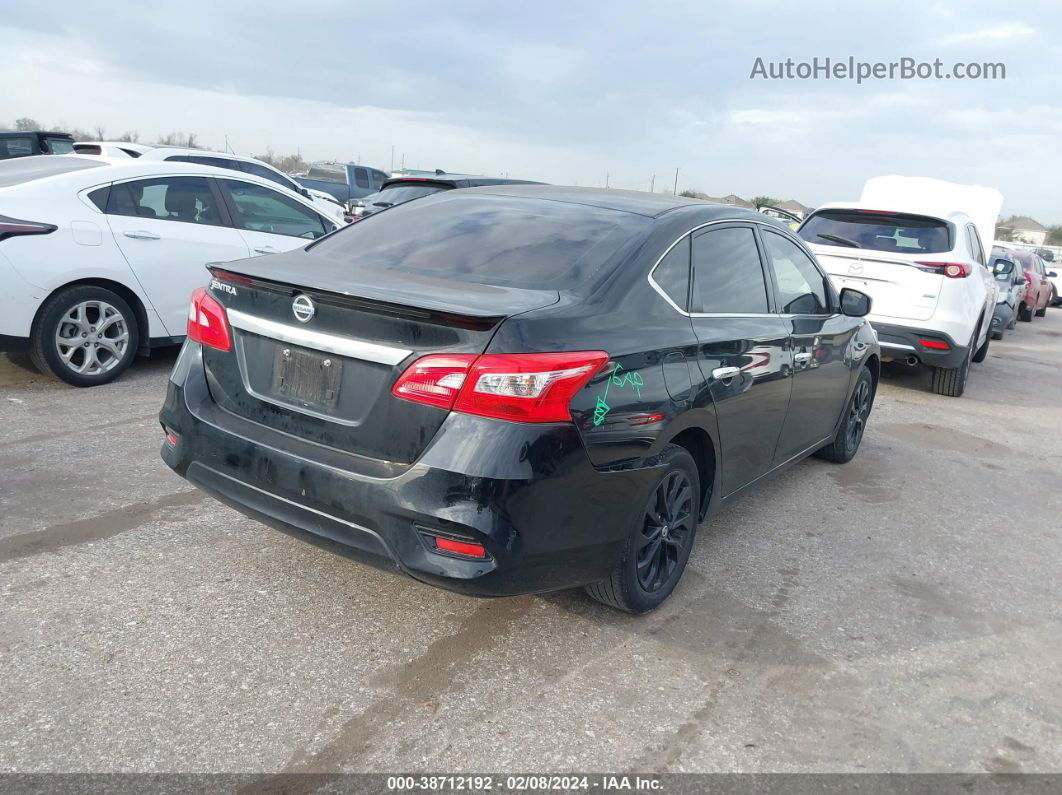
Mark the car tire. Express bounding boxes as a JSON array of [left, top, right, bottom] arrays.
[[991, 329, 1003, 340], [972, 332, 990, 363], [1051, 285, 1059, 306], [931, 333, 973, 398], [1035, 301, 1047, 317], [29, 285, 139, 387], [815, 367, 874, 464], [1018, 302, 1033, 322], [585, 444, 699, 614]]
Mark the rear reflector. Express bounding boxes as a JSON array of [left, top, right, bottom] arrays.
[[393, 351, 609, 422], [915, 261, 971, 279], [432, 536, 487, 559], [186, 287, 232, 352], [0, 215, 57, 242], [163, 427, 179, 446], [919, 338, 950, 350]]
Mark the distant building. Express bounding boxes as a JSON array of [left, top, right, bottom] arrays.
[[777, 199, 812, 219], [1001, 216, 1048, 246]]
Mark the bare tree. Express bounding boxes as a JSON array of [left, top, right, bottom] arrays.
[[14, 117, 40, 131]]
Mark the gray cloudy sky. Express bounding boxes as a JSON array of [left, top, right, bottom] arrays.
[[2, 1, 1059, 220]]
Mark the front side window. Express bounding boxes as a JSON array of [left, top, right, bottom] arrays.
[[106, 177, 223, 225], [652, 236, 691, 311], [763, 231, 830, 314], [691, 226, 769, 314], [222, 179, 326, 239]]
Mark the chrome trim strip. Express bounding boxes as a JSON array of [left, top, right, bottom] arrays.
[[227, 309, 412, 366], [879, 342, 917, 352]]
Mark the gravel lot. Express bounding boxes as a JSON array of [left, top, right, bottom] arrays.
[[2, 312, 1061, 775]]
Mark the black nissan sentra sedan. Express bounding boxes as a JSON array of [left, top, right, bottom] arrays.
[[161, 186, 879, 613]]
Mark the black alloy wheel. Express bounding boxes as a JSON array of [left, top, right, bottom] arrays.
[[637, 469, 695, 593]]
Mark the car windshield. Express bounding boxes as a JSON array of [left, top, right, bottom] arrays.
[[310, 192, 650, 290], [371, 184, 448, 206], [800, 210, 951, 254]]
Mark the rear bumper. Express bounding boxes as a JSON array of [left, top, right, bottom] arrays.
[[871, 321, 968, 369], [159, 344, 659, 597]]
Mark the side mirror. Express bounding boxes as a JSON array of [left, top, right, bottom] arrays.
[[1049, 271, 1058, 278], [993, 259, 1014, 276], [839, 288, 871, 317]]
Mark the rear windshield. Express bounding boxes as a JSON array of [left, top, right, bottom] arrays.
[[310, 193, 650, 290], [0, 155, 104, 188], [799, 210, 951, 254]]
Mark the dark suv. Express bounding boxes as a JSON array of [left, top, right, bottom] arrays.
[[0, 131, 75, 160]]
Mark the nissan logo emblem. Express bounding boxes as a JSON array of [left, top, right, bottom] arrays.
[[292, 294, 316, 323]]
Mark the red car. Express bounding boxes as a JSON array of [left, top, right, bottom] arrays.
[[1009, 248, 1053, 321]]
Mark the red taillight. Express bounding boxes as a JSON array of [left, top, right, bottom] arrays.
[[433, 537, 487, 559], [919, 338, 950, 350], [391, 354, 478, 409], [186, 287, 232, 351], [392, 351, 609, 423], [915, 261, 971, 279], [0, 215, 57, 242]]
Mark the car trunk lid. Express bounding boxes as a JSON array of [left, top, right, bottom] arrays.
[[810, 245, 943, 322], [200, 255, 559, 465]]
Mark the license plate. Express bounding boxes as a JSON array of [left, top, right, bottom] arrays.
[[270, 344, 342, 411]]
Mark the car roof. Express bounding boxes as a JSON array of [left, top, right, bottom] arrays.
[[0, 130, 72, 138], [0, 156, 304, 198], [453, 184, 728, 218]]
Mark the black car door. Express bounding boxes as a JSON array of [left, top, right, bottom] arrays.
[[688, 223, 792, 496], [760, 227, 858, 463]]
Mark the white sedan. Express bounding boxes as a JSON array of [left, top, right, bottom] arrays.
[[0, 156, 341, 386]]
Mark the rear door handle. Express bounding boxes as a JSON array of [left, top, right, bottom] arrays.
[[711, 366, 741, 381], [123, 230, 159, 240], [253, 246, 281, 255]]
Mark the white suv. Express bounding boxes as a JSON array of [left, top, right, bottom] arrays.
[[798, 176, 1001, 398]]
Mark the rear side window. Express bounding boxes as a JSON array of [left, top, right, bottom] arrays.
[[800, 210, 951, 254], [87, 186, 110, 211], [763, 231, 830, 314], [308, 193, 650, 290], [652, 237, 691, 310], [965, 225, 986, 266], [221, 179, 326, 239], [692, 226, 769, 314], [353, 168, 370, 189], [106, 177, 223, 225]]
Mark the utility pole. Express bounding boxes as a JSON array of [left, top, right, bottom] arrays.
[[650, 174, 656, 192], [605, 172, 610, 189], [673, 167, 679, 195], [390, 145, 395, 173]]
